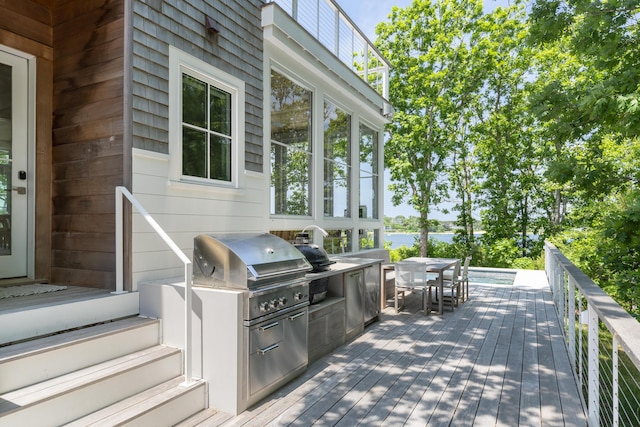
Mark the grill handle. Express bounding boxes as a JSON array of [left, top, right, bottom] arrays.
[[258, 343, 279, 355], [289, 312, 305, 320], [258, 321, 279, 331]]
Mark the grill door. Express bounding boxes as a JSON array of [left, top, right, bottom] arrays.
[[247, 307, 308, 396]]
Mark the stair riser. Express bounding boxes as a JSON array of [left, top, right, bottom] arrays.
[[0, 351, 182, 427], [0, 322, 160, 394], [0, 292, 139, 345]]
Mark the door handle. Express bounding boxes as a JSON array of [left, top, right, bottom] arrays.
[[11, 186, 26, 195]]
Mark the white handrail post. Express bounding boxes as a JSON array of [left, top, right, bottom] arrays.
[[115, 186, 193, 386], [115, 187, 124, 294], [184, 262, 193, 385]]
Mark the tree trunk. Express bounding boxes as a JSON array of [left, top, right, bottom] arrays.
[[420, 212, 429, 257]]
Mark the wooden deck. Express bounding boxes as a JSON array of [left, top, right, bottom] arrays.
[[192, 270, 586, 426]]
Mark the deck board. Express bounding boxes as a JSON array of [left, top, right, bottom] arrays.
[[196, 272, 586, 426]]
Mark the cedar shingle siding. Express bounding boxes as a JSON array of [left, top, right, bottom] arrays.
[[132, 0, 264, 172]]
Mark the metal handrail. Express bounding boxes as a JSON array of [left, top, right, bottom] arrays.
[[545, 242, 640, 426], [267, 0, 390, 99], [115, 186, 193, 385]]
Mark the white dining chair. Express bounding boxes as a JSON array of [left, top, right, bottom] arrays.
[[395, 261, 435, 315]]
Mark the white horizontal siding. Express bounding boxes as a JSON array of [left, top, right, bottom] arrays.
[[131, 149, 268, 285]]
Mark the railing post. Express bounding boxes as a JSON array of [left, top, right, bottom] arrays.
[[115, 186, 193, 386], [578, 290, 584, 387], [183, 261, 193, 386], [588, 304, 600, 426], [115, 187, 124, 294], [613, 334, 619, 427], [559, 270, 566, 331], [568, 275, 576, 365]]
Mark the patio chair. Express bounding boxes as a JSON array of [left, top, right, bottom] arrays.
[[458, 255, 472, 302], [441, 259, 461, 311], [395, 261, 434, 315], [443, 255, 472, 302]]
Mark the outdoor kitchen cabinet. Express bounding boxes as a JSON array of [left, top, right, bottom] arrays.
[[363, 264, 380, 325], [307, 297, 345, 364], [327, 269, 365, 342]]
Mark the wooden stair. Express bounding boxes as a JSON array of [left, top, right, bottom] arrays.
[[0, 317, 207, 426]]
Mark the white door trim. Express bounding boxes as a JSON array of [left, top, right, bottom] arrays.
[[0, 44, 36, 279]]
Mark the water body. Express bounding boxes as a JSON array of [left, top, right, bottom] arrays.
[[384, 232, 461, 249], [385, 232, 536, 249]]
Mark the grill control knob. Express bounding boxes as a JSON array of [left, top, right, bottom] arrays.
[[279, 297, 287, 306], [260, 301, 270, 311], [293, 292, 303, 301], [270, 299, 278, 309]]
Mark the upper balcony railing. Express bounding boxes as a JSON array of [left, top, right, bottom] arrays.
[[267, 0, 390, 100], [545, 242, 640, 427]]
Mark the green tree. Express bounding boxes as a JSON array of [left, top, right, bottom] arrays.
[[529, 0, 640, 315], [376, 0, 485, 256]]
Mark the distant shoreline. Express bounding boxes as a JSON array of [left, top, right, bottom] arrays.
[[385, 231, 460, 235], [385, 231, 486, 234]]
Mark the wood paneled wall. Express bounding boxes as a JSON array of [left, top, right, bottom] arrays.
[[51, 0, 125, 288], [0, 0, 54, 282]]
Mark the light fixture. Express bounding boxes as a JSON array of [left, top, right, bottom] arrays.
[[205, 16, 219, 35]]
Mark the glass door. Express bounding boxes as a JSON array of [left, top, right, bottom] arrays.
[[0, 49, 29, 278]]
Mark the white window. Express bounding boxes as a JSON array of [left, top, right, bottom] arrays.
[[359, 123, 379, 219], [270, 69, 313, 216], [323, 99, 351, 218], [169, 46, 244, 186]]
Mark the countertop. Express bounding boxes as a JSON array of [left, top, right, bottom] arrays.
[[305, 257, 384, 280]]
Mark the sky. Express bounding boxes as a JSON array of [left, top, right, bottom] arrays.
[[333, 0, 513, 220], [333, 0, 440, 219]]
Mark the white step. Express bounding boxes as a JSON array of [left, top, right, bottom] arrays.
[[0, 290, 140, 344], [65, 377, 208, 426], [0, 317, 161, 394], [0, 345, 182, 426]]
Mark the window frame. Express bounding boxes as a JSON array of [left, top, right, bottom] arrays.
[[323, 97, 352, 219], [358, 121, 380, 220], [269, 68, 314, 217], [169, 46, 245, 188]]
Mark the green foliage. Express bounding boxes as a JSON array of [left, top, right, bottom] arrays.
[[377, 0, 488, 255], [387, 236, 544, 270], [388, 243, 420, 262], [377, 0, 640, 319], [481, 238, 521, 268]]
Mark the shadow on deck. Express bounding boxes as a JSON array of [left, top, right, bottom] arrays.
[[208, 270, 586, 426]]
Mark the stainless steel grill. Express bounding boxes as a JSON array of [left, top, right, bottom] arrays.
[[193, 233, 313, 322], [192, 233, 312, 409], [193, 232, 312, 290]]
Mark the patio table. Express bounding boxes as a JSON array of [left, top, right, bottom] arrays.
[[405, 257, 458, 314]]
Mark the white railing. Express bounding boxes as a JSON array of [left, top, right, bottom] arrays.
[[115, 186, 193, 385], [545, 242, 640, 427], [268, 0, 390, 99]]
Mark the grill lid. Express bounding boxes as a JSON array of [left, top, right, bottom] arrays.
[[294, 243, 335, 272], [193, 233, 312, 289]]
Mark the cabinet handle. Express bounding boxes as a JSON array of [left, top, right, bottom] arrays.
[[289, 312, 305, 320], [258, 321, 279, 331], [259, 344, 279, 355]]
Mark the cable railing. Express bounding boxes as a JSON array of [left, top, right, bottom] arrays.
[[115, 186, 193, 386], [267, 0, 390, 99], [545, 242, 640, 427]]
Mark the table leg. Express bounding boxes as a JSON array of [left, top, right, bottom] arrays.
[[438, 271, 444, 314]]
